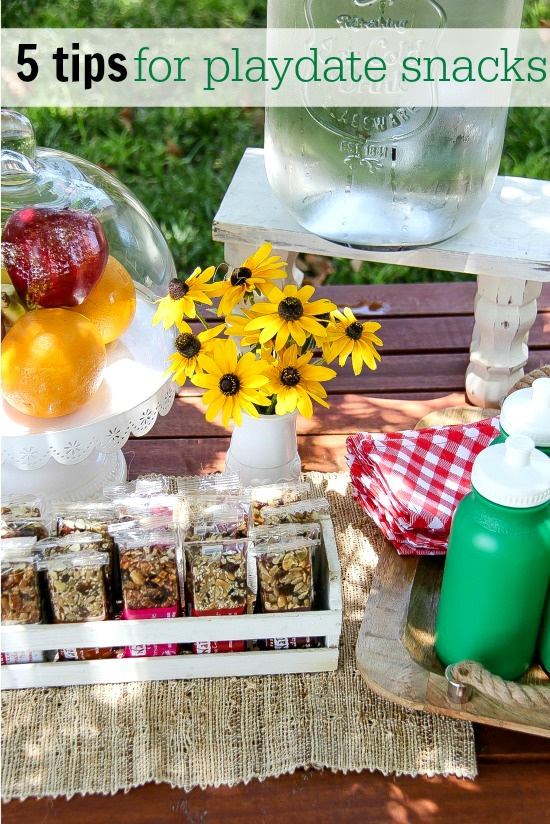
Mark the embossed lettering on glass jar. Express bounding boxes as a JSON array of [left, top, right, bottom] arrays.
[[265, 0, 524, 248]]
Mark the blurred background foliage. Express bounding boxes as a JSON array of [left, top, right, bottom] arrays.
[[2, 0, 549, 285]]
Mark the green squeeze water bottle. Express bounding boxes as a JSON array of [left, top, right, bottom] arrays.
[[435, 435, 550, 681], [493, 377, 550, 457]]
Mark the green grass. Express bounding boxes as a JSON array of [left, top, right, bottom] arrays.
[[3, 0, 548, 285]]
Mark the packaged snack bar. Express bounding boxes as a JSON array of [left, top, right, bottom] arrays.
[[1, 537, 44, 662], [1, 651, 44, 664], [178, 497, 251, 542], [54, 503, 120, 600], [35, 532, 104, 558], [185, 538, 250, 653], [258, 498, 330, 526], [176, 471, 241, 497], [1, 494, 44, 519], [113, 493, 181, 522], [1, 538, 42, 625], [246, 481, 312, 525], [38, 551, 108, 623], [118, 529, 180, 657], [255, 540, 316, 650], [1, 517, 52, 541], [256, 541, 313, 613], [249, 521, 322, 546]]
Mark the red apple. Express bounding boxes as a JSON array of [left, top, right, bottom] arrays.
[[2, 207, 109, 308]]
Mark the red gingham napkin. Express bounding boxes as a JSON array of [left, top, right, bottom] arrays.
[[346, 418, 500, 555]]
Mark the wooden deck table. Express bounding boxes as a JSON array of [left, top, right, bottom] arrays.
[[3, 281, 550, 823]]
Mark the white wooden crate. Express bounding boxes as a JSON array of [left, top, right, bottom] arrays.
[[1, 520, 342, 689]]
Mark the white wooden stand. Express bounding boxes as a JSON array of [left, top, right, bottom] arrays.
[[213, 149, 550, 408], [1, 520, 342, 689]]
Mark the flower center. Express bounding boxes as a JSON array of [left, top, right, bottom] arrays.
[[175, 333, 201, 359], [346, 321, 364, 341], [278, 297, 303, 322], [230, 266, 252, 287], [169, 278, 189, 300], [280, 366, 301, 387], [219, 373, 240, 396]]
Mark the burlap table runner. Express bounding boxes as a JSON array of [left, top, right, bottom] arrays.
[[1, 472, 476, 801]]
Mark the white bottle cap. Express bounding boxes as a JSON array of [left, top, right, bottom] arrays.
[[471, 435, 550, 508], [500, 377, 550, 447]]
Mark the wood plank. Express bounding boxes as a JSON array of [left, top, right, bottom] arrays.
[[186, 311, 549, 354], [4, 761, 550, 824], [173, 350, 550, 399], [476, 725, 550, 761], [315, 282, 550, 317], [145, 393, 473, 439], [213, 149, 550, 282]]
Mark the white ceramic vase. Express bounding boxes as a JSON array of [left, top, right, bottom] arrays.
[[225, 410, 301, 486]]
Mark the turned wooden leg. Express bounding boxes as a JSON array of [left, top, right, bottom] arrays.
[[223, 242, 302, 287], [466, 275, 543, 408]]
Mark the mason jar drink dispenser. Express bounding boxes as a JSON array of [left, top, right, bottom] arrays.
[[265, 0, 525, 248]]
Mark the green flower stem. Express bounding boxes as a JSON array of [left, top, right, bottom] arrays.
[[260, 395, 277, 415], [195, 309, 210, 331]]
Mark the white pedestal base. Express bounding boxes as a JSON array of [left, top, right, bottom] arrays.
[[1, 450, 127, 502]]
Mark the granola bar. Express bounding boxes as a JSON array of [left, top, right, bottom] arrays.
[[246, 481, 312, 525], [257, 543, 313, 612], [258, 498, 330, 526], [178, 498, 250, 542], [118, 531, 179, 611], [1, 518, 51, 541], [185, 539, 249, 613], [39, 552, 108, 623], [1, 544, 41, 625]]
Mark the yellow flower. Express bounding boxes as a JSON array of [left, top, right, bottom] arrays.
[[164, 321, 225, 386], [244, 284, 337, 351], [213, 243, 287, 317], [322, 308, 383, 375], [224, 308, 263, 348], [263, 345, 337, 419], [191, 339, 272, 427], [152, 266, 217, 329]]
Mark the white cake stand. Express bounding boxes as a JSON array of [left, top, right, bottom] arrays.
[[1, 287, 176, 501]]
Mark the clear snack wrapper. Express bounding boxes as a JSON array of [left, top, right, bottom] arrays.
[[259, 498, 330, 526], [246, 481, 312, 525], [185, 538, 250, 653], [38, 551, 109, 624], [249, 521, 322, 546], [255, 539, 317, 650], [113, 493, 180, 522], [1, 494, 44, 519], [178, 497, 251, 542], [1, 517, 52, 541], [1, 538, 45, 664], [1, 538, 42, 625], [118, 529, 180, 657], [175, 471, 241, 497]]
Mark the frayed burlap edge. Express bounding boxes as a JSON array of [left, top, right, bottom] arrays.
[[1, 472, 476, 801]]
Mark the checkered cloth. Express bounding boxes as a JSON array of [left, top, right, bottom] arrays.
[[346, 418, 500, 555]]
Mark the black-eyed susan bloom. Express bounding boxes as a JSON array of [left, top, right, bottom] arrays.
[[164, 321, 225, 386], [213, 243, 287, 317], [152, 266, 217, 329], [191, 339, 272, 427], [322, 308, 383, 375], [244, 284, 337, 351], [263, 346, 337, 419]]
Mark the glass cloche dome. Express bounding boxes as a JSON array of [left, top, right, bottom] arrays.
[[1, 109, 176, 296]]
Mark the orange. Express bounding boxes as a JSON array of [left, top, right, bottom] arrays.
[[1, 308, 106, 418], [67, 255, 136, 344]]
